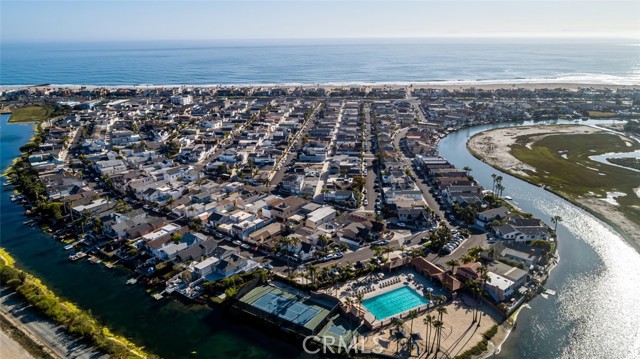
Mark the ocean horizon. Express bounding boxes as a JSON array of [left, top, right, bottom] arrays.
[[2, 38, 639, 87]]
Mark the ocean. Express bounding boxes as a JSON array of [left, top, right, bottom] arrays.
[[1, 38, 639, 86]]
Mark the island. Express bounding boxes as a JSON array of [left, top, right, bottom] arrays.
[[2, 84, 638, 358]]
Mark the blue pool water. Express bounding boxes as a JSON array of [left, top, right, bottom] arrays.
[[363, 286, 429, 320]]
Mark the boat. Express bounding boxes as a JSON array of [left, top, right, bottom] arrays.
[[22, 220, 35, 226], [63, 244, 74, 251], [69, 252, 87, 261], [504, 195, 513, 200], [10, 195, 17, 202], [2, 183, 13, 191]]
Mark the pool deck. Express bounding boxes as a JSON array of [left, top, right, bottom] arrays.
[[359, 293, 502, 358], [321, 268, 447, 325], [320, 268, 503, 358]]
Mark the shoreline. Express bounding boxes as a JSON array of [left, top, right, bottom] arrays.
[[466, 125, 640, 251], [1, 81, 639, 92]]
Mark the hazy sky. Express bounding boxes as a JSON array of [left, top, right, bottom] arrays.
[[2, 1, 639, 42]]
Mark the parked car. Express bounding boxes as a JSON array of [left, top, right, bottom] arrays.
[[232, 240, 242, 246]]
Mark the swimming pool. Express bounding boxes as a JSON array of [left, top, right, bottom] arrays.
[[362, 286, 429, 320]]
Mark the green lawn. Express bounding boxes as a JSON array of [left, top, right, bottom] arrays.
[[510, 132, 640, 226], [6, 105, 52, 123]]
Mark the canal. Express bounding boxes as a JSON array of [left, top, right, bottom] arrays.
[[0, 114, 307, 359], [439, 119, 640, 359]]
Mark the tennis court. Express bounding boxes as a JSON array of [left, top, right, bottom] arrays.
[[238, 284, 332, 332], [253, 292, 320, 326]]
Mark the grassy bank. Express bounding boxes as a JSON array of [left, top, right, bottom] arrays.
[[5, 105, 52, 123], [467, 129, 640, 249], [509, 132, 640, 227], [0, 249, 157, 359]]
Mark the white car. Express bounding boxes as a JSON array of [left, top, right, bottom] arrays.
[[363, 199, 368, 206]]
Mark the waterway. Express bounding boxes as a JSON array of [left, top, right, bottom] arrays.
[[3, 114, 640, 359], [439, 119, 640, 359], [0, 114, 307, 359]]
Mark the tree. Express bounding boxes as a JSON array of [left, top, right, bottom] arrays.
[[306, 264, 318, 287], [460, 254, 476, 264], [477, 265, 490, 327], [356, 292, 364, 321], [463, 165, 472, 176], [423, 315, 434, 354], [467, 245, 484, 260], [445, 259, 459, 274], [551, 215, 563, 232], [275, 236, 301, 278], [345, 297, 354, 326], [491, 173, 497, 193], [407, 310, 418, 353], [391, 317, 405, 354], [465, 279, 480, 323], [432, 320, 444, 357]]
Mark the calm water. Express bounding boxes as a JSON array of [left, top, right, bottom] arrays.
[[439, 119, 640, 359], [0, 114, 307, 359], [362, 286, 429, 321], [1, 39, 639, 86]]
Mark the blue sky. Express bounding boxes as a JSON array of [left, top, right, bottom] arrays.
[[2, 1, 639, 42]]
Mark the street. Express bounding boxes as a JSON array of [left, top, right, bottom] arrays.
[[0, 289, 108, 359]]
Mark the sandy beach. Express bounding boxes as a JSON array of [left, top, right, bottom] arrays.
[[467, 125, 640, 246], [1, 82, 639, 93]]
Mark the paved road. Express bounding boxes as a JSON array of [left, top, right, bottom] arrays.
[[0, 328, 35, 359], [0, 290, 108, 359]]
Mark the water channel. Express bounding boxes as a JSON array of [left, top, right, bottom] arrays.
[[439, 119, 640, 359]]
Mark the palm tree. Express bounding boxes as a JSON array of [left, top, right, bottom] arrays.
[[491, 173, 497, 193], [275, 236, 300, 278], [551, 215, 563, 232], [495, 175, 505, 197], [407, 310, 418, 355], [356, 292, 364, 321], [477, 265, 490, 327], [391, 317, 405, 354], [423, 314, 434, 354], [345, 297, 354, 326], [437, 306, 448, 322], [306, 264, 318, 287], [436, 308, 448, 356], [463, 165, 472, 177], [465, 279, 480, 323], [383, 246, 392, 262], [445, 259, 459, 274], [425, 287, 434, 311], [432, 320, 444, 358], [468, 245, 484, 260], [460, 254, 476, 264]]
